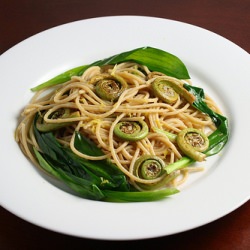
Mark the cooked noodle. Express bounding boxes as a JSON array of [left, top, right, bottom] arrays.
[[15, 62, 220, 189]]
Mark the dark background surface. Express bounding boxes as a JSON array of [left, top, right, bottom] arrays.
[[1, 0, 249, 249]]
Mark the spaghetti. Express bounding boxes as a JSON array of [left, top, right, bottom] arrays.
[[15, 61, 222, 193]]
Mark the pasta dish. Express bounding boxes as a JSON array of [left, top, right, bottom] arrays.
[[15, 47, 229, 201]]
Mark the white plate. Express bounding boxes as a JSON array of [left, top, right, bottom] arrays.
[[0, 16, 249, 240]]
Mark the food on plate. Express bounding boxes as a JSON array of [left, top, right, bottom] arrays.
[[15, 47, 229, 201]]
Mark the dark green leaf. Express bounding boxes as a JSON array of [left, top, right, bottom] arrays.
[[73, 132, 130, 191], [34, 148, 105, 200], [34, 126, 100, 182], [165, 84, 229, 174], [93, 47, 190, 79], [74, 131, 104, 156], [103, 188, 179, 202], [33, 114, 129, 190], [184, 84, 229, 156], [31, 47, 190, 91], [30, 65, 89, 91]]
